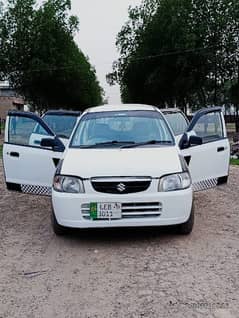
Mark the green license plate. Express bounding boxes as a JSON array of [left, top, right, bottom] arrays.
[[90, 202, 122, 220]]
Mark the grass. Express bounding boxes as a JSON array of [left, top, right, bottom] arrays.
[[0, 124, 5, 133], [230, 158, 239, 166]]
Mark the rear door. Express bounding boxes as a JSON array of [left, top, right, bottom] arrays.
[[180, 107, 230, 191], [3, 111, 65, 196]]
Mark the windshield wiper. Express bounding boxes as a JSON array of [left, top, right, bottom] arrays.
[[80, 141, 136, 148], [121, 140, 173, 149]]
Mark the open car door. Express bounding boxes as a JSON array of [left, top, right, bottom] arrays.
[[179, 107, 230, 191], [3, 111, 65, 196]]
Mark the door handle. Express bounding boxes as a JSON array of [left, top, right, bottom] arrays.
[[9, 152, 20, 157], [217, 147, 225, 152]]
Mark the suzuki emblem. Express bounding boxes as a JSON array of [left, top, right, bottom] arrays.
[[117, 183, 126, 192]]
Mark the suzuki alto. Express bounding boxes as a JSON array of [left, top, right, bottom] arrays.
[[3, 104, 230, 235]]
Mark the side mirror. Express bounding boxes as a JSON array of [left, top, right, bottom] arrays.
[[40, 138, 56, 147], [179, 132, 202, 149], [179, 133, 189, 149], [188, 135, 202, 146], [40, 137, 65, 152]]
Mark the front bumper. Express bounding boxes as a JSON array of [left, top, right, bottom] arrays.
[[52, 187, 193, 229]]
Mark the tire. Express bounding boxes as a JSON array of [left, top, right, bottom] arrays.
[[51, 209, 68, 236], [177, 203, 194, 235]]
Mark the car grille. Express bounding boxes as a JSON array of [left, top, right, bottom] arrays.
[[91, 177, 151, 194], [81, 202, 162, 220]]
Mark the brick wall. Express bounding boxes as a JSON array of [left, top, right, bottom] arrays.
[[0, 96, 24, 119]]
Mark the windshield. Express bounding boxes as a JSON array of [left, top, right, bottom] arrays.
[[164, 112, 188, 136], [43, 115, 77, 139], [70, 110, 174, 148]]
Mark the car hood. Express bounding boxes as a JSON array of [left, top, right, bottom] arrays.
[[61, 146, 182, 178]]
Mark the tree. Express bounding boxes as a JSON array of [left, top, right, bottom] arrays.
[[107, 0, 239, 114], [0, 0, 103, 111], [230, 81, 239, 131]]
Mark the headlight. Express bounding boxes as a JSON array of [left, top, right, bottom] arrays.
[[158, 172, 191, 192], [53, 175, 85, 193]]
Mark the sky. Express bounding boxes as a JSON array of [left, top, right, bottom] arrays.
[[71, 0, 142, 104]]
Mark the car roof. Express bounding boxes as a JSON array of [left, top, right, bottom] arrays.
[[84, 104, 158, 113], [44, 110, 82, 116], [160, 108, 182, 113]]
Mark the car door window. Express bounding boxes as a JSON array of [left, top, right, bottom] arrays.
[[164, 112, 188, 136], [9, 116, 52, 147], [42, 115, 78, 139], [192, 112, 223, 143]]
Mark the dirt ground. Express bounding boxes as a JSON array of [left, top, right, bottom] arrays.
[[0, 161, 238, 318]]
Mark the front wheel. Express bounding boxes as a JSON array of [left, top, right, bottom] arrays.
[[177, 203, 194, 235], [51, 209, 69, 236]]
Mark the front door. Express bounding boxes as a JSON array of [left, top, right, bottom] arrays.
[[3, 111, 65, 196], [180, 107, 230, 191]]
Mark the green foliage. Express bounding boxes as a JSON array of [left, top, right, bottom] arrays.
[[108, 0, 239, 110], [0, 0, 103, 111], [230, 158, 239, 166], [230, 82, 239, 105]]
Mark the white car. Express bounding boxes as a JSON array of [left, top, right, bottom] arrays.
[[3, 104, 230, 235]]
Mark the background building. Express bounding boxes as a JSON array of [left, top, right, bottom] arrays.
[[0, 81, 24, 119]]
